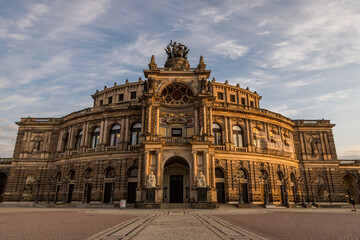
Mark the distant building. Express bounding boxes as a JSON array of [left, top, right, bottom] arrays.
[[1, 42, 359, 207]]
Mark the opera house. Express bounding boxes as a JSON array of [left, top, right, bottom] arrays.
[[0, 42, 359, 208]]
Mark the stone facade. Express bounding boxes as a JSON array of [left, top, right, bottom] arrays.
[[1, 42, 359, 207]]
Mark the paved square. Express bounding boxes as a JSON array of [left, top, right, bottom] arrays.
[[0, 207, 359, 240]]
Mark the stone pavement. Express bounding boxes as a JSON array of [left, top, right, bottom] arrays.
[[0, 206, 359, 240], [87, 209, 267, 240]]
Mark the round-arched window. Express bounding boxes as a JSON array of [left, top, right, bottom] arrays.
[[75, 130, 83, 150], [105, 168, 115, 179], [91, 127, 100, 148], [233, 125, 243, 147], [215, 168, 225, 178], [109, 124, 121, 146], [213, 123, 222, 145], [131, 123, 141, 145]]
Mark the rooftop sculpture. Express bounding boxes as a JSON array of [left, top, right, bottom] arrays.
[[165, 40, 190, 59]]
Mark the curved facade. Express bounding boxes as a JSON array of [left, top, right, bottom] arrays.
[[1, 42, 359, 207]]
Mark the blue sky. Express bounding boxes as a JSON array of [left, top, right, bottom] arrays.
[[0, 0, 359, 159]]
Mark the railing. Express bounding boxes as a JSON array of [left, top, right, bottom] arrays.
[[128, 145, 140, 151], [0, 158, 12, 164], [105, 146, 118, 152], [214, 145, 226, 151], [235, 147, 247, 152], [162, 137, 192, 144]]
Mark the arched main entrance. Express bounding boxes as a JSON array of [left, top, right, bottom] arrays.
[[0, 172, 7, 202], [163, 156, 190, 203]]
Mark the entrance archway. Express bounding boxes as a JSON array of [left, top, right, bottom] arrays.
[[215, 168, 226, 203], [344, 174, 359, 203], [163, 156, 190, 203], [0, 172, 7, 202]]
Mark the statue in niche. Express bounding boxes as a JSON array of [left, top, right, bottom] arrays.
[[197, 171, 206, 188], [309, 136, 320, 157], [146, 171, 156, 188]]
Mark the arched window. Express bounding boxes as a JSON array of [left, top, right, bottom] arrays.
[[233, 125, 244, 147], [238, 169, 247, 180], [85, 169, 93, 179], [63, 133, 69, 152], [109, 124, 121, 146], [215, 168, 225, 178], [131, 123, 141, 145], [128, 168, 138, 178], [105, 168, 115, 179], [75, 130, 83, 150], [69, 170, 75, 181], [90, 127, 100, 148], [56, 172, 61, 182], [213, 123, 222, 145]]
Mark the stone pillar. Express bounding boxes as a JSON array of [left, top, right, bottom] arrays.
[[124, 116, 129, 145], [103, 119, 109, 146], [211, 155, 215, 188], [67, 127, 74, 150], [147, 106, 152, 134], [144, 151, 149, 184], [156, 151, 162, 186], [57, 130, 63, 152], [320, 132, 327, 160], [193, 151, 197, 186], [84, 122, 89, 147], [202, 106, 207, 134], [229, 117, 233, 143], [195, 108, 199, 135], [81, 123, 86, 147], [224, 116, 228, 143], [99, 119, 105, 144], [209, 108, 213, 135], [156, 107, 160, 135], [204, 152, 209, 186], [141, 107, 145, 135]]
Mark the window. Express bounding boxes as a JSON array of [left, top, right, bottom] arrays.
[[85, 169, 93, 179], [128, 168, 138, 178], [212, 123, 222, 145], [241, 98, 246, 105], [69, 170, 75, 181], [130, 91, 137, 99], [100, 100, 103, 106], [109, 124, 121, 146], [171, 128, 182, 137], [131, 123, 141, 145], [215, 168, 225, 178], [217, 92, 224, 100], [230, 94, 236, 102], [105, 168, 115, 179], [108, 96, 113, 104], [75, 130, 83, 150], [63, 133, 69, 152], [118, 93, 124, 102], [90, 127, 100, 148], [233, 125, 244, 147], [250, 101, 254, 107]]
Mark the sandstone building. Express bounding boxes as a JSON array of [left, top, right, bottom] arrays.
[[0, 42, 359, 207]]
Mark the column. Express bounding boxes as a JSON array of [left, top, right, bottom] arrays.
[[245, 119, 250, 146], [205, 152, 209, 186], [202, 106, 207, 134], [147, 105, 152, 134], [194, 108, 199, 135], [124, 116, 129, 143], [141, 107, 145, 135], [156, 107, 160, 135], [103, 119, 109, 145], [120, 118, 125, 142], [211, 155, 215, 188], [144, 151, 149, 183], [224, 116, 228, 143], [67, 127, 74, 150], [81, 123, 86, 146], [209, 108, 213, 135], [84, 122, 89, 147], [99, 119, 105, 144], [156, 151, 162, 186], [57, 131, 63, 152], [137, 155, 142, 185], [193, 151, 197, 186], [228, 117, 233, 143]]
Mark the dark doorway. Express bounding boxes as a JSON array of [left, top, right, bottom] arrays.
[[0, 173, 7, 202], [241, 183, 249, 203], [216, 182, 225, 203], [127, 182, 137, 203], [103, 182, 113, 203], [67, 184, 74, 203], [84, 183, 92, 203], [54, 185, 60, 203], [280, 185, 285, 204], [170, 175, 183, 203]]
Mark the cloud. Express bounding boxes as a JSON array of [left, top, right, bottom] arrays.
[[265, 0, 360, 70], [212, 41, 248, 59]]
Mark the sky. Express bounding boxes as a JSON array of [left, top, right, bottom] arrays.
[[0, 0, 359, 159]]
